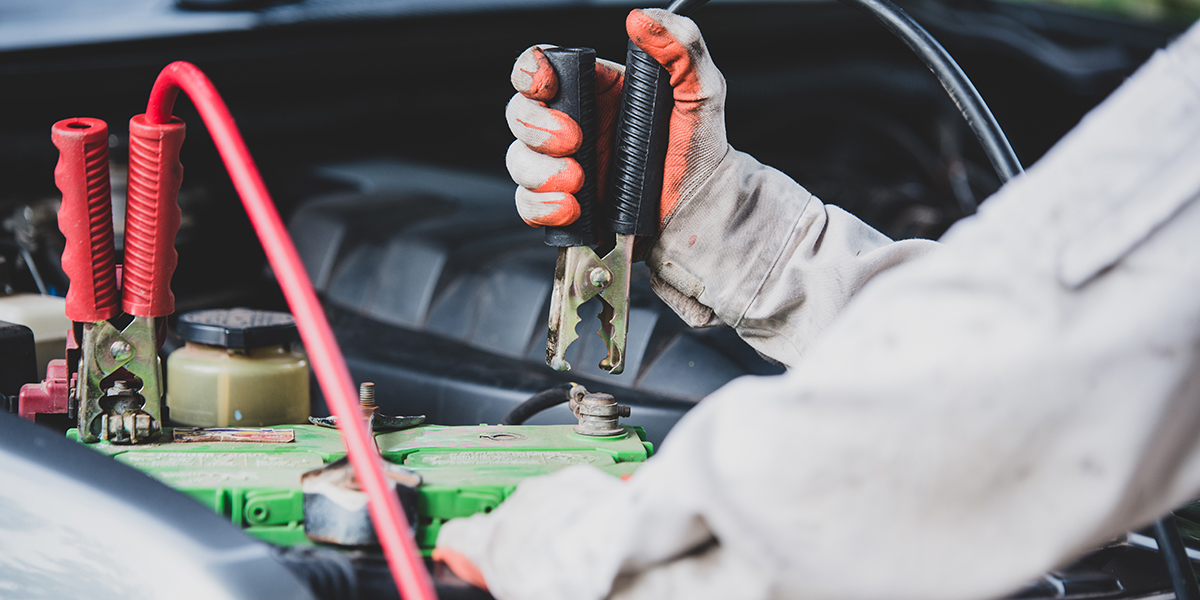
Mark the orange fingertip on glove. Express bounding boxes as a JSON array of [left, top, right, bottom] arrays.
[[507, 94, 583, 158], [515, 188, 581, 227], [627, 10, 694, 95], [432, 547, 489, 591], [625, 8, 721, 226], [534, 160, 585, 194], [512, 46, 558, 101]]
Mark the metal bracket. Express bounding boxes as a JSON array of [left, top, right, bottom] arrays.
[[546, 233, 634, 374], [76, 317, 163, 444]]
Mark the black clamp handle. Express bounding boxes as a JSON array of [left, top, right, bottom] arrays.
[[609, 43, 673, 238], [542, 47, 599, 248], [609, 1, 708, 237]]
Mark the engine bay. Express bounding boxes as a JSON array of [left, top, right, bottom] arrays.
[[1, 1, 1195, 599]]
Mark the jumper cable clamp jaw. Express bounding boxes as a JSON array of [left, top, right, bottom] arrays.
[[540, 47, 633, 375], [542, 37, 673, 376], [546, 236, 634, 374], [53, 115, 184, 444]]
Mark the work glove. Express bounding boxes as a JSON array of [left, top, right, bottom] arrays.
[[506, 8, 937, 368], [506, 8, 726, 230]]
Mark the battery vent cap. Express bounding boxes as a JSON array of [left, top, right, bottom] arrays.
[[176, 308, 299, 349]]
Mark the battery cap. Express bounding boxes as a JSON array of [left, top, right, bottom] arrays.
[[176, 308, 299, 349]]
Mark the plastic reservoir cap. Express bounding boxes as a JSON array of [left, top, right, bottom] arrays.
[[176, 308, 299, 349]]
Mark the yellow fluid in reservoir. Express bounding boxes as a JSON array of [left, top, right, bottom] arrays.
[[167, 342, 309, 427]]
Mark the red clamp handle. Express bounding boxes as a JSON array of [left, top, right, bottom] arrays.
[[123, 114, 185, 318], [53, 118, 119, 323]]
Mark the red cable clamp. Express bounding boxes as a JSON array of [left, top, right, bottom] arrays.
[[52, 118, 118, 323], [124, 115, 185, 318]]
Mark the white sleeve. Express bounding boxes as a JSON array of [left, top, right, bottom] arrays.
[[646, 149, 939, 368], [438, 20, 1200, 600]]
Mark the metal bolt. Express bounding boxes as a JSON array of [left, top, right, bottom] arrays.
[[110, 340, 133, 362], [572, 392, 627, 437], [359, 382, 378, 419], [588, 267, 612, 288], [110, 379, 133, 394]]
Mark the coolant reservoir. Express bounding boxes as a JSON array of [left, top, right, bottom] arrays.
[[167, 308, 309, 427], [0, 293, 70, 378]]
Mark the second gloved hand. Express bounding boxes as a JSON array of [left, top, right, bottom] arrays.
[[506, 8, 727, 229]]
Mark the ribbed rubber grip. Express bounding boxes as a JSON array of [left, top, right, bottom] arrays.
[[609, 42, 673, 237], [53, 118, 119, 323], [124, 114, 185, 317], [543, 47, 599, 248]]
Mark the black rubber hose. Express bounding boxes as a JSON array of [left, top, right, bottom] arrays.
[[500, 384, 574, 425], [1153, 517, 1200, 600], [840, 0, 1024, 183], [667, 0, 1024, 185], [666, 0, 706, 14]]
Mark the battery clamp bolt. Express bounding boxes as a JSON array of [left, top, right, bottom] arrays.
[[570, 391, 630, 437], [98, 379, 158, 444], [588, 267, 612, 289], [109, 340, 133, 362]]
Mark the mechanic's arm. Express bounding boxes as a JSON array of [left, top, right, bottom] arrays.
[[504, 9, 937, 368], [439, 19, 1200, 600]]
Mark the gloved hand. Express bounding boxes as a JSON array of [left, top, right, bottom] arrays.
[[431, 547, 488, 591], [508, 8, 936, 368], [506, 8, 727, 230]]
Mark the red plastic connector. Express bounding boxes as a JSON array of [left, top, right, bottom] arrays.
[[52, 118, 118, 323], [124, 114, 185, 318], [18, 359, 70, 421]]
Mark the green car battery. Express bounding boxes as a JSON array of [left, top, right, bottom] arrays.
[[70, 424, 653, 553]]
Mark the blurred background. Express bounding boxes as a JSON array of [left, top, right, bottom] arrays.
[[1016, 0, 1199, 24]]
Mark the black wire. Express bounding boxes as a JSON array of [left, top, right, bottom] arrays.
[[500, 384, 574, 426], [1153, 517, 1200, 600], [839, 0, 1023, 183], [665, 0, 1024, 184], [666, 0, 707, 15]]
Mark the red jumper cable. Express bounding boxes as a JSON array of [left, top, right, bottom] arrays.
[[139, 61, 436, 600], [53, 115, 179, 444]]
